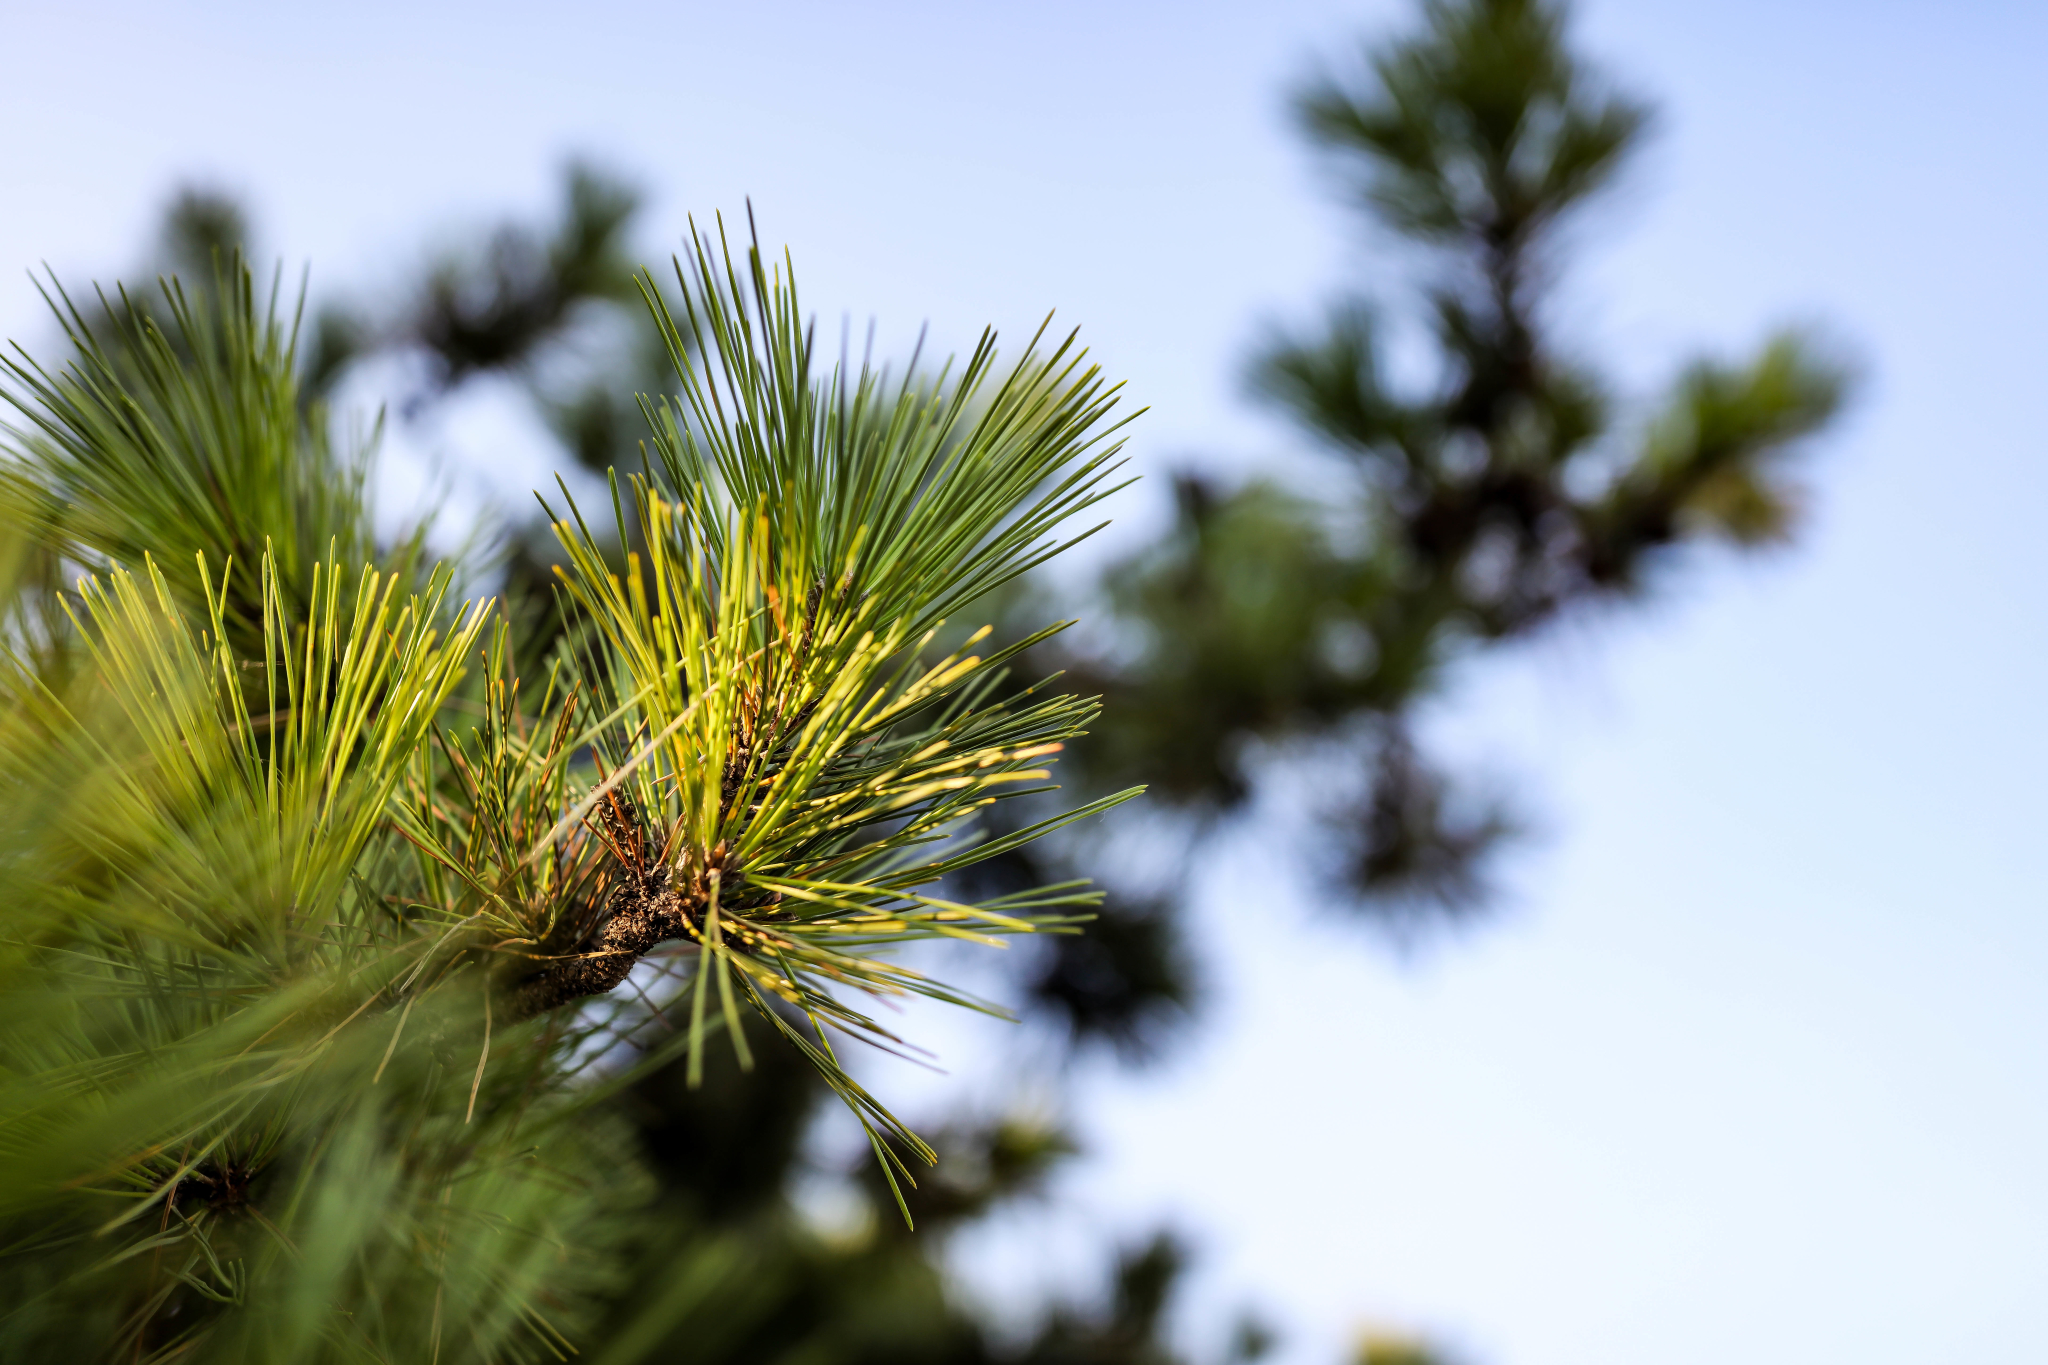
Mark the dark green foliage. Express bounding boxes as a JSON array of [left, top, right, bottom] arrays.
[[945, 797, 1195, 1057], [304, 160, 646, 411], [412, 164, 642, 388], [623, 1007, 826, 1223], [149, 186, 255, 288], [1025, 892, 1194, 1057], [1300, 0, 1645, 248], [1060, 0, 1850, 919], [1004, 1234, 1187, 1365], [582, 1010, 1232, 1365]]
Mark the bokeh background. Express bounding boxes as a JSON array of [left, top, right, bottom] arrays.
[[5, 2, 2046, 1362]]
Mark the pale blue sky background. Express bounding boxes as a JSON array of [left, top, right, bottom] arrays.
[[5, 2, 2046, 1362]]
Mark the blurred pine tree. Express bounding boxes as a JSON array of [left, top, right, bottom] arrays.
[[1034, 0, 1850, 978]]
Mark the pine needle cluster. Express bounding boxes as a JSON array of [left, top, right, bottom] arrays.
[[0, 224, 1137, 1361]]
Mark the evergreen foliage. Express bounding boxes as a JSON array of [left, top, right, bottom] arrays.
[[0, 267, 387, 661], [0, 225, 1137, 1359], [1047, 0, 1850, 943], [0, 2, 1854, 1362]]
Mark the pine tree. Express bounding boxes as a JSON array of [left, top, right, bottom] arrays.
[[1037, 0, 1850, 972], [136, 166, 1241, 1365], [0, 4, 1856, 1361], [0, 227, 1138, 1361]]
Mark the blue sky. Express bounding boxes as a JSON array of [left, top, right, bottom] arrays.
[[5, 2, 2046, 1362]]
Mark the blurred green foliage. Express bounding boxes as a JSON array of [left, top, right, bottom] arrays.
[[1041, 0, 1848, 958]]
